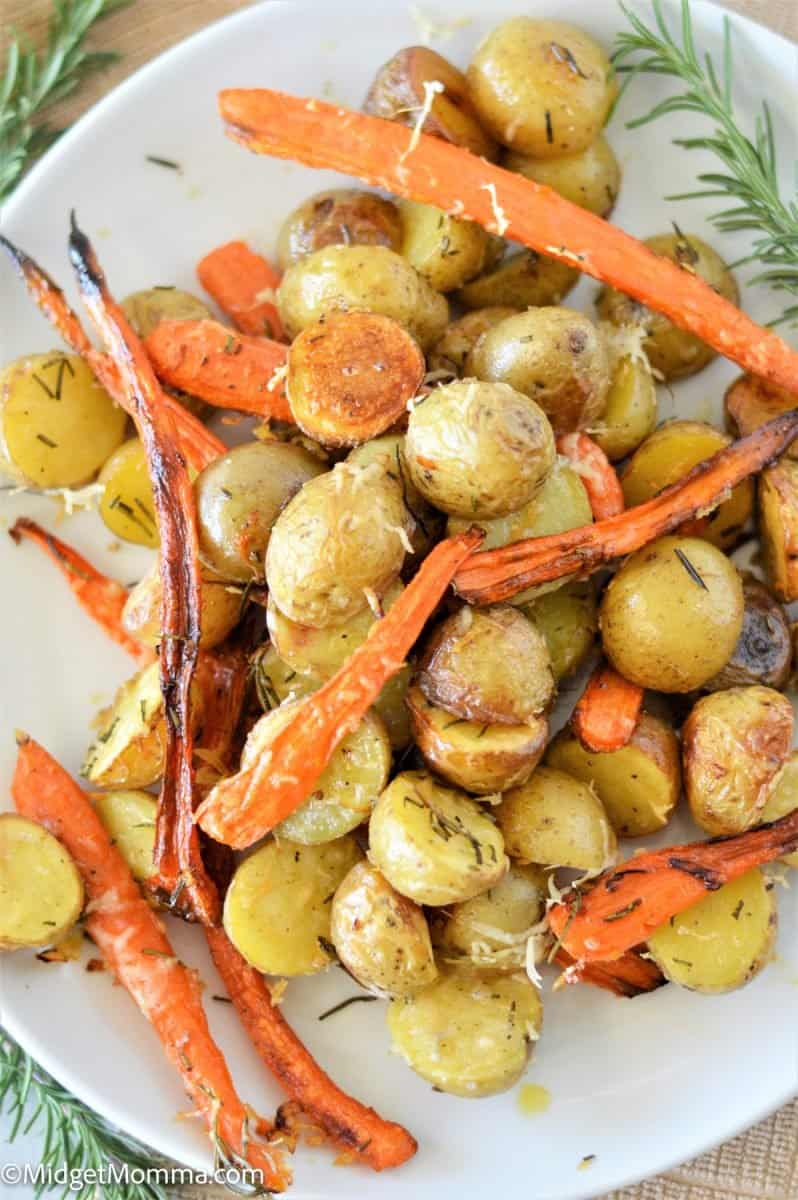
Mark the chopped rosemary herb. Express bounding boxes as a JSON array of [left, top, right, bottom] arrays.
[[145, 154, 181, 171], [36, 433, 57, 447], [544, 110, 554, 144], [550, 42, 588, 78], [318, 995, 377, 1021], [674, 547, 708, 590]]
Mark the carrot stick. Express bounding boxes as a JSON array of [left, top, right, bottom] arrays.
[[556, 433, 624, 520], [205, 927, 417, 1170], [553, 948, 665, 998], [9, 518, 151, 664], [196, 529, 483, 848], [0, 236, 225, 473], [197, 240, 284, 341], [144, 319, 291, 422], [571, 663, 643, 754], [11, 736, 291, 1192], [217, 89, 798, 397], [453, 410, 798, 604], [548, 808, 798, 962]]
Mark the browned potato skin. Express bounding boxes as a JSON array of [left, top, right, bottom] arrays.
[[418, 605, 554, 725], [276, 189, 402, 269], [759, 458, 798, 602], [123, 561, 240, 650], [725, 373, 797, 457], [456, 251, 578, 312], [428, 308, 519, 378], [503, 135, 621, 217], [683, 686, 794, 835], [364, 46, 498, 160], [704, 575, 791, 692]]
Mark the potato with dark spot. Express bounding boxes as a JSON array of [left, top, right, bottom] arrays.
[[704, 575, 791, 692], [504, 135, 621, 216], [456, 250, 578, 311], [428, 307, 519, 378], [276, 189, 402, 269]]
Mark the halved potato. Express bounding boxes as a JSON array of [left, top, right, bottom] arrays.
[[122, 561, 241, 650], [456, 250, 578, 311], [760, 751, 798, 868], [0, 814, 84, 950], [704, 574, 791, 692], [519, 580, 596, 681], [724, 373, 796, 454], [591, 352, 657, 462], [250, 644, 317, 711], [759, 458, 798, 602], [496, 766, 616, 871], [399, 200, 490, 293], [93, 790, 157, 881], [647, 868, 776, 993], [98, 439, 158, 548], [434, 863, 548, 971]]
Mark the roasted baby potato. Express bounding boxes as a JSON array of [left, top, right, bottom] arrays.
[[467, 18, 616, 157], [600, 535, 744, 692], [546, 713, 681, 837], [121, 287, 211, 337], [98, 439, 159, 547], [417, 605, 554, 724], [724, 373, 796, 453], [276, 188, 403, 269], [496, 766, 617, 871], [621, 420, 753, 550], [250, 644, 317, 711], [407, 684, 548, 795], [520, 580, 597, 681], [0, 352, 127, 488], [704, 574, 791, 692], [647, 868, 776, 993], [467, 307, 611, 434], [0, 814, 84, 950], [346, 433, 445, 562], [405, 379, 555, 518], [504, 135, 621, 216], [760, 751, 798, 868], [266, 461, 412, 628], [759, 458, 798, 602], [195, 440, 325, 583], [683, 685, 793, 836], [399, 201, 490, 293], [277, 244, 449, 350], [428, 307, 519, 378], [122, 560, 241, 650], [223, 835, 362, 976], [388, 968, 542, 1097], [369, 770, 508, 906], [434, 863, 548, 970], [93, 790, 156, 881], [456, 250, 578, 311], [591, 351, 658, 461], [331, 861, 437, 996]]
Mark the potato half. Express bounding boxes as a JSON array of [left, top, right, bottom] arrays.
[[519, 580, 596, 681], [760, 751, 798, 868], [759, 458, 798, 603], [434, 863, 548, 971], [123, 561, 241, 650], [93, 790, 157, 882], [456, 251, 578, 312], [496, 766, 616, 871], [0, 814, 84, 950]]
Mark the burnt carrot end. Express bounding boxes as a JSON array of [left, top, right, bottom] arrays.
[[197, 240, 285, 340], [572, 663, 643, 754]]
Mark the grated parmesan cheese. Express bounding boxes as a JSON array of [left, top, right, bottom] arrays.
[[254, 286, 277, 305], [480, 182, 509, 236], [267, 363, 288, 393], [399, 79, 445, 163], [1, 481, 105, 515]]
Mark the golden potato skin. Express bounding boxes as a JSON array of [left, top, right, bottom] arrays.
[[276, 188, 402, 269], [760, 751, 798, 868], [520, 580, 596, 681], [725, 373, 796, 451], [600, 536, 744, 692], [467, 19, 616, 157], [467, 307, 611, 434], [504, 135, 621, 216], [98, 439, 159, 547], [683, 686, 793, 836], [0, 814, 84, 951], [704, 574, 791, 692], [759, 458, 798, 603], [496, 766, 616, 871], [346, 433, 444, 562], [428, 307, 519, 378], [399, 201, 490, 293], [546, 714, 681, 837], [123, 561, 241, 650], [388, 968, 541, 1097], [250, 644, 317, 711], [456, 250, 578, 312], [405, 379, 555, 518], [592, 353, 657, 462], [435, 863, 548, 971], [331, 862, 437, 996], [121, 287, 211, 337], [93, 790, 156, 882]]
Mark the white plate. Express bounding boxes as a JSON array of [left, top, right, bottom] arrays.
[[1, 2, 796, 1197]]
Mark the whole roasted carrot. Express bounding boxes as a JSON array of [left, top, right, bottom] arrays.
[[571, 663, 643, 754], [12, 736, 291, 1192], [197, 240, 284, 340], [556, 433, 624, 520], [196, 529, 483, 848], [553, 948, 665, 998]]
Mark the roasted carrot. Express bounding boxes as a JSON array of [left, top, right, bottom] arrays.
[[9, 518, 151, 664], [197, 240, 284, 340], [548, 808, 798, 963], [145, 319, 291, 421], [192, 645, 251, 793], [556, 433, 624, 520], [11, 736, 291, 1191], [571, 663, 643, 754], [205, 927, 417, 1170], [196, 529, 483, 848], [217, 89, 798, 397], [454, 410, 798, 605], [553, 947, 665, 998]]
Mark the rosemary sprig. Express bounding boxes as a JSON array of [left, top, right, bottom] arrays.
[[613, 0, 798, 325], [0, 0, 131, 203]]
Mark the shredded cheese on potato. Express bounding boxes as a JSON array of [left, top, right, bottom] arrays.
[[400, 79, 445, 163], [267, 363, 288, 393], [480, 182, 509, 236]]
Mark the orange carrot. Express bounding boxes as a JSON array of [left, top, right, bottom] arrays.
[[553, 948, 665, 998], [454, 410, 798, 605], [571, 663, 643, 754], [197, 240, 284, 340], [196, 529, 483, 848], [145, 319, 291, 421], [205, 927, 417, 1170], [9, 518, 151, 664], [556, 433, 624, 520], [11, 736, 291, 1191], [217, 89, 798, 397]]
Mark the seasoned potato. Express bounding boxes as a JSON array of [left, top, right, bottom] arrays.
[[724, 373, 796, 453], [195, 440, 325, 583], [600, 536, 744, 692], [759, 458, 798, 602], [496, 766, 616, 871], [405, 379, 555, 518], [277, 245, 449, 350], [122, 560, 241, 650], [373, 664, 414, 751], [428, 307, 519, 378], [546, 714, 681, 837], [250, 644, 317, 711], [266, 461, 411, 628], [331, 862, 437, 996], [418, 605, 554, 724], [683, 686, 793, 836], [276, 189, 402, 269], [705, 574, 791, 692], [93, 790, 156, 881], [648, 869, 776, 993], [98, 439, 158, 547], [434, 863, 548, 970], [597, 233, 738, 379], [467, 307, 611, 434], [0, 814, 84, 950], [456, 250, 578, 312], [407, 684, 548, 794], [121, 287, 211, 337], [369, 770, 508, 906], [520, 580, 596, 681], [0, 352, 126, 488], [504, 135, 620, 216], [591, 351, 657, 462], [364, 46, 498, 159], [760, 751, 798, 868], [388, 968, 541, 1097], [347, 433, 444, 562], [223, 835, 361, 976], [621, 421, 753, 550], [398, 201, 490, 293], [467, 19, 616, 157]]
